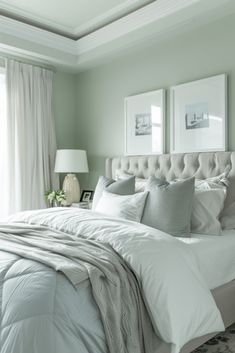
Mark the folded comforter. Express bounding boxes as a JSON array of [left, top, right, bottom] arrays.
[[1, 207, 225, 353]]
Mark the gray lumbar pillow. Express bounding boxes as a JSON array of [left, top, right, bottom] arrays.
[[141, 176, 195, 237], [92, 175, 135, 210]]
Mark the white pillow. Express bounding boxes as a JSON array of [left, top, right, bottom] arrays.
[[175, 172, 229, 235], [195, 166, 230, 188], [191, 188, 226, 236], [95, 190, 148, 222]]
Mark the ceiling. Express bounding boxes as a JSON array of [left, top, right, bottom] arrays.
[[0, 0, 154, 38], [0, 0, 235, 72]]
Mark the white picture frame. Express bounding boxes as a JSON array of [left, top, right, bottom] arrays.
[[170, 74, 227, 153], [125, 89, 165, 156]]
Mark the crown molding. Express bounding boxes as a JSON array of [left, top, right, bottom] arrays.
[[76, 0, 201, 55], [0, 1, 74, 35], [75, 0, 234, 58], [0, 0, 154, 38], [73, 0, 153, 38], [0, 16, 76, 54], [0, 0, 234, 72]]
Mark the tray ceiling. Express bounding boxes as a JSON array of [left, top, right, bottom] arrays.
[[0, 0, 234, 72], [0, 0, 154, 38]]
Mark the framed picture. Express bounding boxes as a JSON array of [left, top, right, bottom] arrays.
[[170, 74, 227, 153], [80, 190, 94, 202], [125, 89, 165, 155]]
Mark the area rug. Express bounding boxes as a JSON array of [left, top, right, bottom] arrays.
[[194, 324, 235, 353]]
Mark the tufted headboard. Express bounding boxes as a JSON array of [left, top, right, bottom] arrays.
[[106, 152, 235, 211]]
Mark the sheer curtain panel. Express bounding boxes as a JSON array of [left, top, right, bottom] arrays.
[[0, 68, 8, 219], [5, 59, 59, 216]]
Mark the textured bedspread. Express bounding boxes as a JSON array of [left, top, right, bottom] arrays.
[[0, 223, 156, 353], [0, 207, 225, 353], [0, 247, 106, 353]]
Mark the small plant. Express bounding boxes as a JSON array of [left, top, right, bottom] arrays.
[[45, 189, 66, 207]]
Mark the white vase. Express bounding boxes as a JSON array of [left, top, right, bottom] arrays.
[[63, 174, 80, 205]]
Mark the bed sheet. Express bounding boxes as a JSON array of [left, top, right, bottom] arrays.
[[179, 230, 235, 289]]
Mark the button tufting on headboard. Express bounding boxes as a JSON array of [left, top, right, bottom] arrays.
[[105, 152, 235, 213]]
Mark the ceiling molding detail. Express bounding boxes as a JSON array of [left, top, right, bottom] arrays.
[[0, 16, 76, 54], [0, 0, 155, 39], [76, 0, 201, 55], [0, 0, 234, 72], [72, 0, 154, 38], [0, 4, 74, 37]]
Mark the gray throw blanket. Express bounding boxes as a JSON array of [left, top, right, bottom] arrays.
[[0, 223, 157, 353]]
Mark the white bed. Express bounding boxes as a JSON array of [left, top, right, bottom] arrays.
[[1, 151, 235, 353], [106, 151, 235, 353], [180, 230, 235, 290]]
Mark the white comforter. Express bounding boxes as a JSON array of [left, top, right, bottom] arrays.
[[7, 207, 224, 352], [180, 230, 235, 289]]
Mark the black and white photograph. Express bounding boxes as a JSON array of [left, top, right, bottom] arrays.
[[185, 103, 209, 130], [125, 89, 165, 155], [80, 190, 94, 202], [135, 113, 152, 136], [171, 74, 227, 153]]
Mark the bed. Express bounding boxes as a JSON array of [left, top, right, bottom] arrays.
[[106, 151, 235, 353], [0, 151, 235, 353], [180, 231, 235, 353]]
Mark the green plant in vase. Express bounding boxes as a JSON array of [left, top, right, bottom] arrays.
[[45, 189, 66, 207]]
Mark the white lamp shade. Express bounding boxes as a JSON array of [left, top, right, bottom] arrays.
[[54, 149, 89, 173]]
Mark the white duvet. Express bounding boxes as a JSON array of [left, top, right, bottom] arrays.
[[180, 230, 235, 289], [7, 207, 225, 353]]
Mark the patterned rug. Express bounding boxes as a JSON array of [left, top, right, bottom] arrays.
[[194, 324, 235, 353]]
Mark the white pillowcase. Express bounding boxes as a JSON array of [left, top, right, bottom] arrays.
[[195, 166, 230, 189], [191, 171, 229, 235], [95, 190, 148, 222], [191, 187, 226, 236]]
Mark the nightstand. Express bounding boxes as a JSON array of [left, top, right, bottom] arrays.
[[71, 202, 92, 209]]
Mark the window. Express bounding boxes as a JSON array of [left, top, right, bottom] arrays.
[[0, 68, 7, 219], [0, 68, 6, 117]]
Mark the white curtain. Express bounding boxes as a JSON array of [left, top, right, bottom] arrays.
[[0, 59, 59, 218], [0, 68, 8, 219]]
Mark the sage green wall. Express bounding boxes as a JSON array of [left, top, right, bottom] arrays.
[[53, 71, 77, 149], [75, 13, 235, 189]]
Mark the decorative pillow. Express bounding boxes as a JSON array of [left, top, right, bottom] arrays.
[[220, 203, 235, 229], [141, 176, 195, 237], [174, 168, 230, 235], [193, 167, 230, 196], [92, 176, 135, 210], [191, 188, 226, 236], [214, 166, 235, 230], [206, 166, 235, 230], [195, 166, 231, 189], [95, 190, 148, 222], [115, 170, 147, 192]]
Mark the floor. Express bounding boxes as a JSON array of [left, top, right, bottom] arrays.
[[194, 324, 235, 353]]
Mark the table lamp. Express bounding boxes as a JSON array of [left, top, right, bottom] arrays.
[[54, 149, 89, 205]]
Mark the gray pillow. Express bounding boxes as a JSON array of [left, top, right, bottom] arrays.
[[92, 175, 135, 210], [141, 176, 195, 237]]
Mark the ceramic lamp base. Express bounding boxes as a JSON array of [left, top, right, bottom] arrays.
[[62, 174, 80, 205]]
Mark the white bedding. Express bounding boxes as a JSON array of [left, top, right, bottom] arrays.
[[179, 230, 235, 290], [7, 207, 224, 353]]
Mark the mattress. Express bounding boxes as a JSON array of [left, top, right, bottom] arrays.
[[179, 230, 235, 290]]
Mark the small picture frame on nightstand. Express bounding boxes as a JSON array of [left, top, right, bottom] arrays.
[[80, 190, 94, 202]]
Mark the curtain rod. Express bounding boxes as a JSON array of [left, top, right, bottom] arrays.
[[0, 54, 57, 72]]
